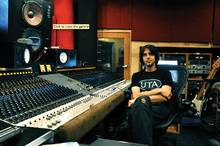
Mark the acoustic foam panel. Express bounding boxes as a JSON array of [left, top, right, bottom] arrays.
[[171, 0, 214, 43], [131, 0, 172, 42], [213, 0, 220, 44], [53, 0, 74, 50], [97, 0, 132, 29]]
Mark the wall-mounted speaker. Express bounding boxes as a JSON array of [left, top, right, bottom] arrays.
[[22, 1, 43, 27], [0, 42, 32, 68], [44, 49, 77, 67], [0, 0, 53, 54]]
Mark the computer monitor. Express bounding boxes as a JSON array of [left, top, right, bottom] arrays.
[[158, 60, 178, 83], [158, 60, 178, 65]]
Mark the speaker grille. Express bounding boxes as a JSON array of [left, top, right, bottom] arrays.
[[22, 1, 43, 27]]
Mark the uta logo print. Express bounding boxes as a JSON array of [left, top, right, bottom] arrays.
[[139, 79, 162, 91]]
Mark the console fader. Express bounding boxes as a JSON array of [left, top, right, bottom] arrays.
[[0, 73, 131, 131], [0, 76, 83, 125]]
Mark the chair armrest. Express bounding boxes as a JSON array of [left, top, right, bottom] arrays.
[[181, 99, 192, 112], [154, 112, 181, 129]]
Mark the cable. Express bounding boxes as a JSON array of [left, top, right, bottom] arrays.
[[33, 47, 48, 63]]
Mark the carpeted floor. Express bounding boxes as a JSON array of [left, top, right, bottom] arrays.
[[74, 108, 220, 146], [75, 117, 220, 146], [172, 125, 220, 146]]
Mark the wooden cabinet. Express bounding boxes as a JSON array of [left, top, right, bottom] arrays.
[[159, 52, 212, 100], [160, 53, 212, 75]]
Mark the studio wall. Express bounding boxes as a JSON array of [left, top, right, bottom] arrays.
[[98, 0, 217, 44]]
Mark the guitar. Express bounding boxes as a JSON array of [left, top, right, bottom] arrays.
[[189, 57, 220, 117]]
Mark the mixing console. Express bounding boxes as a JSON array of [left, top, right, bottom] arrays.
[[0, 73, 131, 131], [0, 77, 83, 125], [64, 70, 122, 88]]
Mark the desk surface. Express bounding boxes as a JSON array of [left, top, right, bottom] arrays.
[[79, 138, 147, 146], [58, 91, 125, 142]]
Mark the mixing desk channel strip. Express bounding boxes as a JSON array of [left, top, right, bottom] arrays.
[[0, 73, 131, 131], [15, 79, 131, 130]]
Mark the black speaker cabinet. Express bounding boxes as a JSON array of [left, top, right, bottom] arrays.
[[75, 0, 97, 67], [44, 49, 77, 67], [0, 42, 32, 68], [0, 0, 53, 54]]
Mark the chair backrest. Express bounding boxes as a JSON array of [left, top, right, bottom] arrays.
[[157, 65, 189, 114]]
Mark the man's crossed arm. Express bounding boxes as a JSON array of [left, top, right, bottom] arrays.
[[128, 85, 172, 107]]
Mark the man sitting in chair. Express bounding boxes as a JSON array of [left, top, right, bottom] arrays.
[[128, 44, 174, 146]]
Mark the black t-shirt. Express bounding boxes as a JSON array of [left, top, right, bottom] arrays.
[[131, 68, 174, 106]]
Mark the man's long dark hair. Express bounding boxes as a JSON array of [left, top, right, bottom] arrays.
[[139, 44, 160, 67]]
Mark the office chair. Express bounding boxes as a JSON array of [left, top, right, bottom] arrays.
[[125, 65, 190, 146], [152, 65, 189, 146]]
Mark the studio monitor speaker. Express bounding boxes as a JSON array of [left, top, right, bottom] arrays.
[[0, 0, 53, 54], [0, 42, 32, 68], [44, 49, 77, 67]]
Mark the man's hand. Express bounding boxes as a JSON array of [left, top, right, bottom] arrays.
[[128, 99, 136, 107]]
